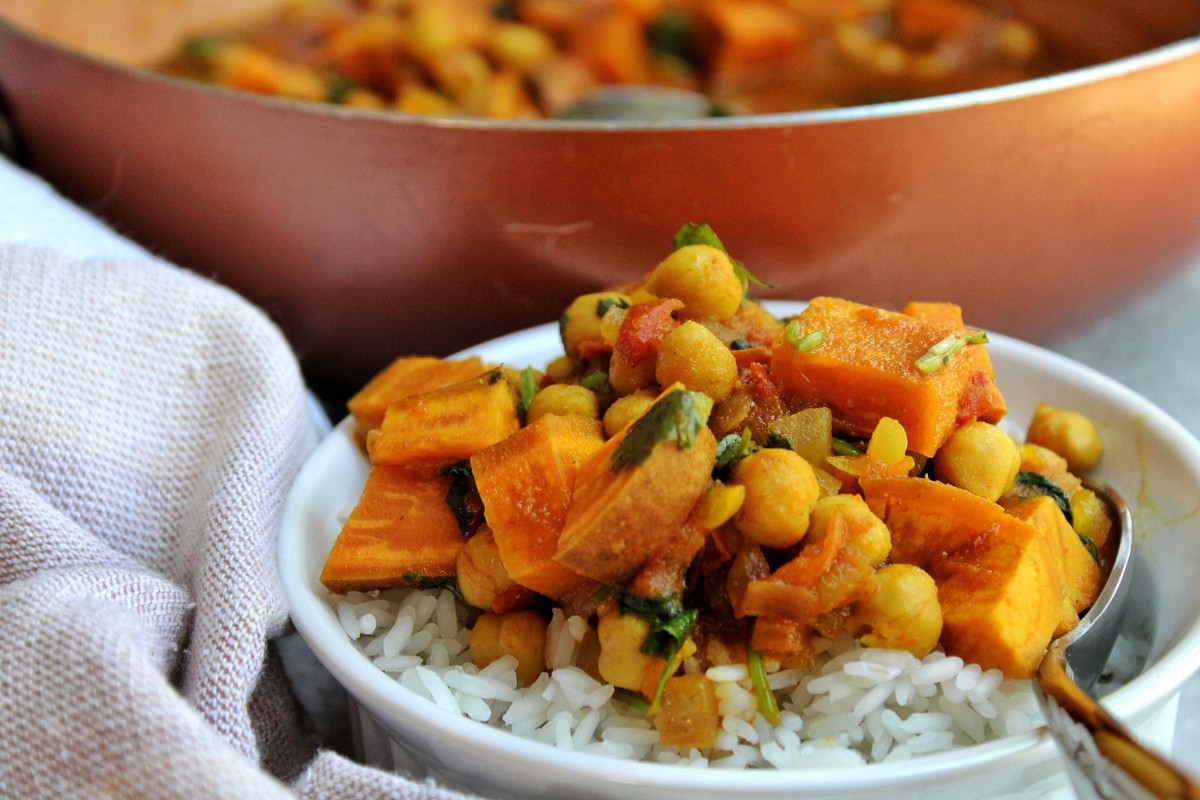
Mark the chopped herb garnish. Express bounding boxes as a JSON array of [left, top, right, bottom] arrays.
[[831, 437, 866, 456], [611, 389, 713, 473], [580, 370, 608, 390], [914, 331, 989, 374], [748, 643, 781, 725], [763, 432, 793, 450], [402, 571, 460, 596], [516, 366, 538, 424], [1080, 535, 1100, 565], [671, 222, 775, 295], [1015, 471, 1074, 525], [647, 8, 695, 64], [439, 460, 484, 536], [617, 592, 698, 660], [181, 36, 224, 63], [596, 296, 630, 318], [618, 591, 699, 714], [613, 688, 652, 714], [783, 321, 823, 352], [714, 428, 755, 474]]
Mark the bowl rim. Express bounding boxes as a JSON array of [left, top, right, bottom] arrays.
[[2, 12, 1199, 132], [278, 303, 1200, 795]]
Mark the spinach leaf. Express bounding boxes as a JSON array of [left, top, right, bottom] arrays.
[[440, 459, 484, 536]]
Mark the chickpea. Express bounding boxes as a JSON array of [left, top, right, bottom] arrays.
[[456, 526, 520, 611], [732, 448, 820, 549], [654, 321, 739, 402], [607, 351, 657, 396], [469, 609, 548, 686], [488, 22, 556, 75], [596, 604, 656, 690], [1026, 402, 1104, 473], [643, 244, 743, 321], [1071, 486, 1113, 551], [808, 493, 890, 566], [526, 383, 600, 424], [1020, 442, 1069, 475], [602, 390, 657, 437], [850, 564, 942, 658], [692, 480, 746, 530], [559, 291, 631, 359], [933, 421, 1021, 502]]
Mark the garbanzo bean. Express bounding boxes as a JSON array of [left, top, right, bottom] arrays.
[[560, 291, 631, 359], [607, 352, 656, 396], [602, 390, 657, 437], [456, 526, 519, 611], [1026, 402, 1103, 472], [488, 22, 556, 74], [850, 563, 942, 658], [643, 244, 743, 321], [526, 383, 600, 423], [732, 448, 820, 548], [654, 320, 738, 402], [596, 604, 656, 690], [807, 493, 890, 566], [933, 421, 1021, 502], [469, 609, 548, 686]]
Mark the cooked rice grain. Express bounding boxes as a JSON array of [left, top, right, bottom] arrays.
[[330, 587, 1043, 766]]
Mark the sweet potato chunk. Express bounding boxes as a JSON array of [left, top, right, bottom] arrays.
[[471, 413, 605, 600], [320, 465, 464, 592], [347, 355, 486, 439], [1006, 495, 1102, 635], [555, 393, 717, 585], [771, 297, 1005, 457], [860, 475, 1068, 677], [367, 368, 519, 466]]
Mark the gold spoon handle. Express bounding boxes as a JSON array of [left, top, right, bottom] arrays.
[[1037, 639, 1200, 800]]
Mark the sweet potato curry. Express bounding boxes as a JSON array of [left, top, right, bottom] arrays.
[[319, 223, 1113, 747], [159, 0, 1076, 117]]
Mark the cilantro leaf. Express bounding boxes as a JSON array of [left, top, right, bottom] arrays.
[[610, 389, 713, 473], [516, 366, 538, 424], [671, 222, 775, 295]]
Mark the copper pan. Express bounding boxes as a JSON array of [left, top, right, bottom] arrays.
[[1, 1, 1199, 394]]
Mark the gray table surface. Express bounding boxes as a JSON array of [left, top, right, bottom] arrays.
[[280, 253, 1200, 779]]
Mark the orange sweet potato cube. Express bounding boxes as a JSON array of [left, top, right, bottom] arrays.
[[366, 368, 519, 466], [770, 297, 1005, 457], [319, 465, 465, 593], [347, 355, 486, 439], [471, 413, 605, 600], [555, 402, 717, 585], [860, 475, 1069, 677], [1006, 495, 1103, 635]]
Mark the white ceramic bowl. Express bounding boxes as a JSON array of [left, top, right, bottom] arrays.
[[279, 301, 1200, 800]]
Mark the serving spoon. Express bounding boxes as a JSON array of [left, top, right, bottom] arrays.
[[1035, 480, 1200, 799]]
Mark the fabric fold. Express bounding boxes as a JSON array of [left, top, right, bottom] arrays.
[[0, 158, 484, 799]]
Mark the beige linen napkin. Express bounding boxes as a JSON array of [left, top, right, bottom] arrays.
[[0, 158, 482, 799]]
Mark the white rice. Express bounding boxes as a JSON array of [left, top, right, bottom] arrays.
[[330, 587, 1044, 767]]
